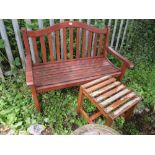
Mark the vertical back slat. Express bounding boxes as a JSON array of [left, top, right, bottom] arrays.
[[93, 33, 98, 56], [47, 33, 54, 62], [56, 31, 61, 60], [82, 29, 86, 58], [103, 27, 110, 58], [87, 31, 93, 57], [76, 28, 80, 58], [40, 36, 47, 63], [32, 37, 40, 64], [63, 28, 67, 60], [86, 19, 91, 53], [69, 28, 73, 59], [97, 34, 103, 56]]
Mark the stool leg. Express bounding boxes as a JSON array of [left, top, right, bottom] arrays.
[[105, 118, 113, 126], [77, 87, 84, 113], [124, 105, 136, 120]]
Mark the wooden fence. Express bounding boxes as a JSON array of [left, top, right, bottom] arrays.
[[0, 19, 130, 80]]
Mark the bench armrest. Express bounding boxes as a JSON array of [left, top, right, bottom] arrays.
[[108, 47, 134, 68], [26, 54, 34, 86]]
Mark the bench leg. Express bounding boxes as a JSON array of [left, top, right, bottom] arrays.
[[77, 87, 84, 113], [31, 86, 41, 112], [118, 63, 127, 81]]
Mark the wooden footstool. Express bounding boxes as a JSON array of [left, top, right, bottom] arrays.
[[77, 75, 141, 126]]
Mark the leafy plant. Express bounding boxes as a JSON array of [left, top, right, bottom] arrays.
[[0, 39, 5, 49]]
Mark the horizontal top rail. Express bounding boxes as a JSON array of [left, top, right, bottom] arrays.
[[24, 21, 108, 37]]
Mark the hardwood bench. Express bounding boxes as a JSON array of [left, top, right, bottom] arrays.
[[22, 21, 134, 112]]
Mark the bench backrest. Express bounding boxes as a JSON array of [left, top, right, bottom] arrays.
[[22, 21, 110, 64]]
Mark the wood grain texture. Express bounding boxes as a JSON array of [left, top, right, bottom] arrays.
[[40, 36, 46, 63], [56, 31, 61, 60], [63, 28, 67, 60], [82, 29, 86, 58], [76, 28, 80, 59], [47, 33, 54, 62], [32, 37, 40, 64], [69, 28, 73, 59]]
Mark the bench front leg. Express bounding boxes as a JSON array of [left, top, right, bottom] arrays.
[[118, 63, 128, 81], [31, 85, 41, 112]]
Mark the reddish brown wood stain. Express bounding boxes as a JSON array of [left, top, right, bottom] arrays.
[[22, 21, 134, 112]]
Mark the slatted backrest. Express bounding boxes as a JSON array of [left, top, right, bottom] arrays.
[[22, 21, 110, 65]]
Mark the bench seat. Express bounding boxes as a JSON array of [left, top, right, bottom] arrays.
[[33, 57, 121, 93]]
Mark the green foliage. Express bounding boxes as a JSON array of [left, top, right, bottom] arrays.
[[0, 73, 87, 134], [0, 39, 5, 49], [114, 117, 125, 129], [26, 22, 38, 30], [123, 20, 155, 63], [122, 122, 140, 135]]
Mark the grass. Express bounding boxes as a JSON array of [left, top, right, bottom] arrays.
[[0, 59, 155, 134]]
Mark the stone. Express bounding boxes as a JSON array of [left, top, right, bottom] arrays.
[[7, 129, 15, 135], [27, 124, 45, 135]]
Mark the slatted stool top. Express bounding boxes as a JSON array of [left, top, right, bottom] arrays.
[[81, 75, 141, 119]]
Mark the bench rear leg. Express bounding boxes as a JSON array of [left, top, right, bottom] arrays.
[[31, 86, 41, 112]]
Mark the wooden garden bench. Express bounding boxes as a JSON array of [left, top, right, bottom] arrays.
[[22, 21, 134, 112]]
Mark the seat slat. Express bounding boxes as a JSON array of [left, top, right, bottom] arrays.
[[99, 88, 131, 107], [82, 75, 111, 89], [56, 30, 61, 60], [37, 72, 121, 93], [40, 36, 47, 63], [33, 57, 108, 71], [34, 67, 120, 86], [70, 28, 73, 59], [47, 33, 54, 62], [105, 92, 136, 113], [86, 78, 116, 93], [63, 28, 67, 60], [34, 60, 111, 75], [90, 81, 121, 97], [95, 84, 126, 102], [110, 97, 141, 119]]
